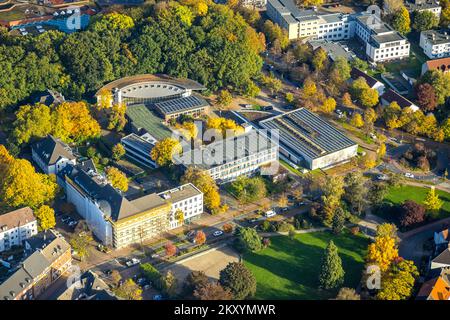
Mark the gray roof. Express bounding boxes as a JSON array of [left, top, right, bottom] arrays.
[[405, 0, 441, 11], [421, 29, 450, 45], [175, 130, 277, 170], [122, 133, 155, 154], [57, 270, 117, 300], [154, 95, 208, 116], [259, 108, 357, 160], [309, 40, 354, 61], [158, 183, 202, 204], [350, 68, 380, 87], [432, 248, 450, 266], [32, 135, 75, 166], [381, 89, 414, 108], [372, 32, 405, 45]]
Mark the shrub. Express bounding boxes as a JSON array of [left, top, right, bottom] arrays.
[[276, 221, 295, 233], [222, 223, 233, 233], [350, 226, 360, 235], [400, 200, 426, 228], [261, 220, 271, 232]]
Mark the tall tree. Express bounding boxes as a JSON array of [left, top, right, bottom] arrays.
[[366, 236, 399, 272], [150, 138, 182, 167], [234, 226, 263, 253], [319, 240, 345, 290], [331, 207, 346, 234], [34, 205, 56, 231], [343, 171, 367, 215], [377, 259, 418, 300], [413, 10, 439, 31], [391, 6, 411, 35], [219, 262, 257, 300], [423, 186, 443, 211], [416, 83, 437, 112], [335, 287, 361, 300]]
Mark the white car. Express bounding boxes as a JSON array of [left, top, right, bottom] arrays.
[[126, 258, 141, 267], [213, 231, 224, 237], [405, 173, 415, 179]]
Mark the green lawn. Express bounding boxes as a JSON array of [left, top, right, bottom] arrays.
[[383, 185, 450, 220], [243, 231, 369, 300]]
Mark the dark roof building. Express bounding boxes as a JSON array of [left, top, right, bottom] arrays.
[[33, 89, 65, 106], [32, 135, 76, 174], [259, 108, 357, 170], [417, 267, 450, 300], [154, 95, 208, 121], [57, 270, 118, 300], [380, 89, 419, 111]]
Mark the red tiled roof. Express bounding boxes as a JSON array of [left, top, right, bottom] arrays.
[[0, 207, 35, 232], [425, 57, 450, 73]]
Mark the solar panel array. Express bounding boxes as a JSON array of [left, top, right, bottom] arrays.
[[260, 108, 356, 160], [155, 95, 207, 115]]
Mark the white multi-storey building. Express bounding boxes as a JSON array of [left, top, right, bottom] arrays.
[[0, 207, 37, 252], [420, 29, 450, 59], [175, 129, 279, 184], [266, 0, 410, 62], [404, 0, 442, 18]]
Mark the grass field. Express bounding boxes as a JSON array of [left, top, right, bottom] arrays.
[[383, 185, 450, 220], [243, 231, 369, 300]]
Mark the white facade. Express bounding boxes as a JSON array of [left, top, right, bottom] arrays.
[[32, 148, 76, 175], [420, 30, 450, 59], [0, 211, 37, 253], [64, 178, 113, 246]]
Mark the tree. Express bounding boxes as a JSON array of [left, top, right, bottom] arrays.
[[423, 186, 443, 211], [320, 175, 345, 225], [343, 171, 367, 215], [376, 223, 399, 244], [0, 153, 58, 209], [165, 241, 177, 257], [312, 47, 328, 71], [151, 137, 182, 167], [360, 153, 377, 170], [112, 143, 126, 161], [392, 6, 411, 35], [114, 279, 142, 300], [262, 20, 289, 50], [416, 83, 437, 112], [216, 90, 232, 109], [261, 75, 282, 95], [319, 240, 345, 290], [342, 92, 353, 107], [278, 193, 288, 208], [13, 104, 52, 145], [330, 57, 351, 85], [140, 263, 161, 284], [195, 230, 207, 245], [377, 259, 419, 300], [91, 12, 135, 32], [69, 232, 93, 261], [111, 270, 122, 287], [285, 92, 294, 103], [96, 89, 113, 110], [160, 270, 178, 298], [383, 101, 402, 130], [367, 236, 399, 272], [302, 78, 317, 98], [331, 207, 346, 234], [384, 0, 405, 14], [34, 205, 56, 231], [350, 77, 369, 100], [413, 10, 439, 31], [230, 176, 267, 204], [194, 282, 233, 300], [206, 117, 243, 137], [175, 209, 184, 226], [350, 113, 364, 128], [360, 88, 379, 108], [335, 287, 361, 300], [52, 102, 101, 144], [105, 167, 128, 192], [181, 167, 221, 212], [107, 103, 127, 132], [368, 182, 389, 206], [219, 262, 257, 300], [400, 200, 426, 228], [234, 226, 263, 253], [184, 270, 209, 296], [321, 97, 337, 114]]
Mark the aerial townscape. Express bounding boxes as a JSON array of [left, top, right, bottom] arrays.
[[1, 0, 450, 306]]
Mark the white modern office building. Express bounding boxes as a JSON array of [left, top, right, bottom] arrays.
[[420, 29, 450, 59], [0, 207, 38, 252], [404, 0, 442, 18], [175, 129, 279, 184]]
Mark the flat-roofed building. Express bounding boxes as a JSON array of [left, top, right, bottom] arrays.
[[0, 207, 37, 252], [259, 108, 358, 170], [154, 95, 208, 121], [404, 0, 442, 18], [175, 129, 278, 184], [0, 230, 71, 300], [420, 29, 450, 59]]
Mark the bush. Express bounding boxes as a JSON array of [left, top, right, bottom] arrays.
[[400, 200, 426, 228], [276, 221, 295, 233], [350, 226, 360, 235], [222, 223, 233, 233], [262, 237, 271, 248], [301, 219, 312, 229], [261, 220, 271, 232]]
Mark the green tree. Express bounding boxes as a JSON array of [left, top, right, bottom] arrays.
[[216, 89, 233, 109], [312, 47, 328, 71], [319, 240, 345, 290], [330, 56, 351, 84], [413, 10, 439, 31], [160, 270, 178, 298], [219, 262, 257, 300], [343, 171, 367, 215], [234, 227, 263, 252], [332, 207, 346, 234], [114, 279, 142, 300], [69, 232, 93, 261], [320, 175, 345, 225], [91, 12, 135, 32], [112, 143, 126, 161]]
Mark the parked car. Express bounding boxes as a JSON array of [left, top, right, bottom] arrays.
[[97, 244, 111, 254], [265, 210, 276, 218], [186, 230, 196, 238], [262, 105, 274, 111], [143, 284, 151, 291], [405, 172, 415, 179], [377, 174, 389, 181], [68, 220, 78, 228], [213, 230, 224, 237], [280, 207, 288, 212], [125, 258, 141, 267], [153, 294, 163, 300], [151, 253, 160, 259]]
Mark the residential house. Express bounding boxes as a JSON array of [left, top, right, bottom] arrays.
[[417, 267, 450, 300], [350, 68, 386, 95], [32, 135, 76, 175], [57, 270, 118, 300], [421, 57, 450, 75], [431, 245, 450, 270], [0, 207, 37, 253]]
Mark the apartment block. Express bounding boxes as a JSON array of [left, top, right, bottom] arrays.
[[420, 29, 450, 59], [0, 207, 38, 253]]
